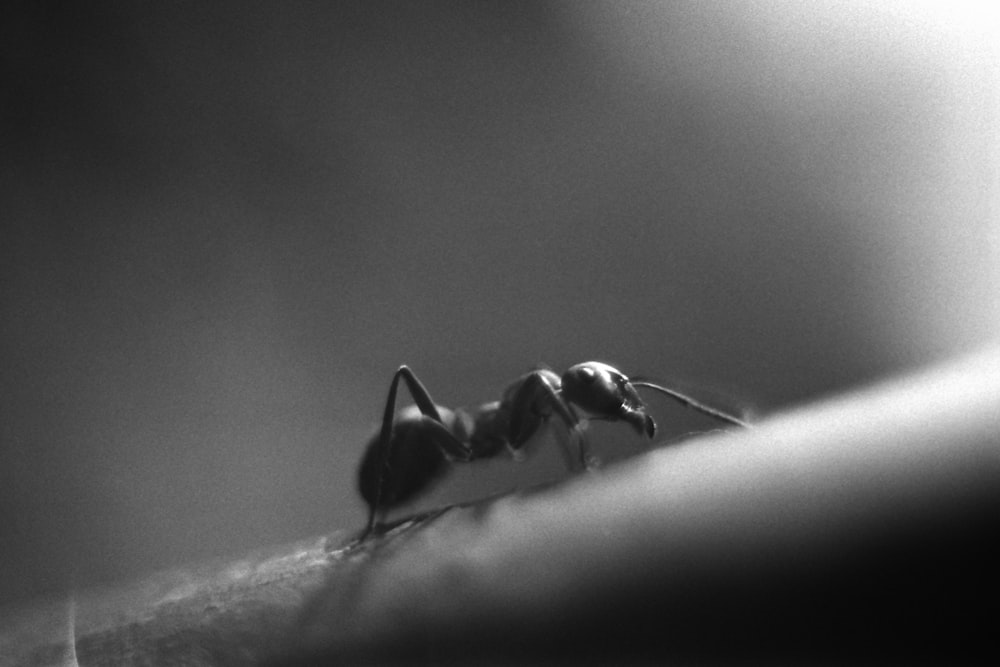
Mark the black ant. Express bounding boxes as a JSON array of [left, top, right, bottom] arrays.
[[357, 361, 750, 539]]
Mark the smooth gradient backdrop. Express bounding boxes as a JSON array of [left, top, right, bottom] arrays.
[[2, 1, 997, 608]]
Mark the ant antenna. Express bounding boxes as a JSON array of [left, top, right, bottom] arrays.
[[630, 379, 752, 429]]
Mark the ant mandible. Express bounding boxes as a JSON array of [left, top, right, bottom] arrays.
[[357, 361, 750, 539]]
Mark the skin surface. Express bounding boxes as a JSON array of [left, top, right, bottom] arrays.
[[2, 345, 998, 664]]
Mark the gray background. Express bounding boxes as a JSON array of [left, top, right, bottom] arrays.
[[2, 1, 997, 608]]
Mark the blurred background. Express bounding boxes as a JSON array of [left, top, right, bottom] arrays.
[[1, 1, 997, 609]]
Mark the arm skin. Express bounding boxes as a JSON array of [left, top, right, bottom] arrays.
[[3, 345, 999, 664]]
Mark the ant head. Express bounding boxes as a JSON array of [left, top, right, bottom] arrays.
[[561, 362, 655, 438]]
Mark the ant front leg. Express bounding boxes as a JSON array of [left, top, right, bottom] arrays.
[[505, 370, 595, 471], [360, 366, 470, 540]]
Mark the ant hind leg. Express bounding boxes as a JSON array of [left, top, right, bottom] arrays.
[[361, 366, 472, 540], [362, 366, 456, 540]]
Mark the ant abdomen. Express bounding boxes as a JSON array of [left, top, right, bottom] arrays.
[[357, 417, 451, 510]]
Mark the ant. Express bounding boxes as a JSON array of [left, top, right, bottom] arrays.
[[357, 361, 750, 539]]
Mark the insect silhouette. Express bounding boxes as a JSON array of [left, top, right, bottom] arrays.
[[357, 361, 750, 538]]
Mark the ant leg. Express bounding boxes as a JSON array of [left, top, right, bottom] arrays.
[[567, 419, 598, 471], [630, 379, 752, 429], [380, 368, 474, 463], [363, 366, 470, 540], [507, 372, 593, 471]]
